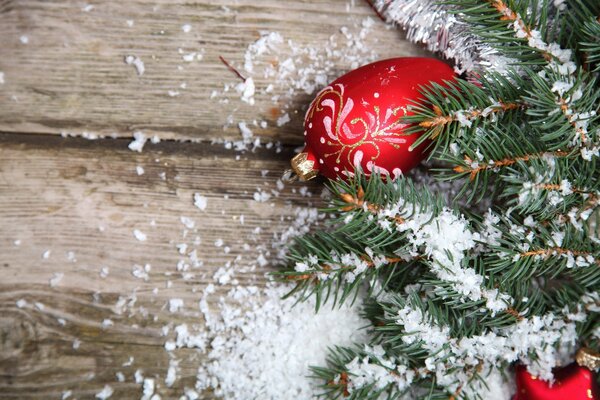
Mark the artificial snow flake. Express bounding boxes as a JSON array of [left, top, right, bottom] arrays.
[[95, 385, 113, 399], [180, 216, 195, 229], [193, 193, 207, 210], [133, 229, 147, 242], [237, 77, 255, 105], [141, 378, 156, 400], [168, 298, 184, 313], [165, 360, 177, 387], [128, 131, 147, 152], [49, 272, 64, 287], [124, 55, 145, 76]]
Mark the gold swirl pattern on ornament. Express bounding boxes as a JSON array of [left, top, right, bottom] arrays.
[[306, 84, 409, 166]]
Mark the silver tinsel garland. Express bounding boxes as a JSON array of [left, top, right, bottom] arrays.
[[373, 0, 515, 76]]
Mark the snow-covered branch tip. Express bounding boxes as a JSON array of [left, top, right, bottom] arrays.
[[418, 102, 522, 133], [339, 187, 406, 224], [488, 0, 561, 63], [453, 150, 570, 180], [534, 183, 595, 196], [519, 247, 599, 266], [556, 95, 595, 145], [286, 254, 405, 282]]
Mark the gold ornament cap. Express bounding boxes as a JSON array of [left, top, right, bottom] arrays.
[[290, 151, 319, 181], [576, 348, 600, 371]]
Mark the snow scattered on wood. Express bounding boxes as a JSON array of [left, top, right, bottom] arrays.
[[253, 188, 271, 202], [94, 385, 113, 399], [124, 55, 145, 76], [209, 15, 383, 148], [133, 229, 147, 242], [65, 251, 76, 263], [165, 360, 178, 387], [180, 216, 195, 229], [132, 264, 151, 280], [8, 7, 403, 399], [141, 378, 156, 400], [168, 298, 184, 313], [49, 272, 64, 287], [236, 77, 255, 105], [276, 112, 290, 127], [128, 131, 147, 152], [193, 193, 207, 210]]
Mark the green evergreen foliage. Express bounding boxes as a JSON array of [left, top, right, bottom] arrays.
[[277, 1, 599, 398]]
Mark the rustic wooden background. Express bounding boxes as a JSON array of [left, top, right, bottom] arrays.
[[0, 1, 426, 398]]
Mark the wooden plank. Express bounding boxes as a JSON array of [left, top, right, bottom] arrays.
[[0, 134, 325, 398], [0, 0, 426, 144]]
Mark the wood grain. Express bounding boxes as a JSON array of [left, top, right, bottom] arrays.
[[0, 1, 430, 398], [0, 133, 325, 399], [0, 0, 426, 144]]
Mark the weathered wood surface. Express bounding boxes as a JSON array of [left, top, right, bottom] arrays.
[[0, 0, 425, 143], [0, 133, 324, 399], [0, 0, 429, 398]]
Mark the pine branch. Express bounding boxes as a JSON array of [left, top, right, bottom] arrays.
[[283, 254, 407, 283], [403, 76, 525, 153], [486, 217, 600, 288], [276, 222, 431, 309], [417, 101, 522, 131], [524, 67, 599, 149], [433, 116, 599, 217], [329, 175, 517, 314], [519, 247, 598, 261], [446, 0, 566, 66], [451, 150, 570, 181], [280, 2, 600, 398], [581, 16, 600, 71], [311, 292, 598, 400]]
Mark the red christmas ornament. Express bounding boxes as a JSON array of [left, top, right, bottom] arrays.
[[513, 349, 600, 400], [290, 57, 455, 181]]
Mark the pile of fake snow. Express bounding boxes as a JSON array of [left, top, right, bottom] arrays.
[[192, 284, 368, 399]]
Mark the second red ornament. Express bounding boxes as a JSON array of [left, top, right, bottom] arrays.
[[290, 57, 455, 181]]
